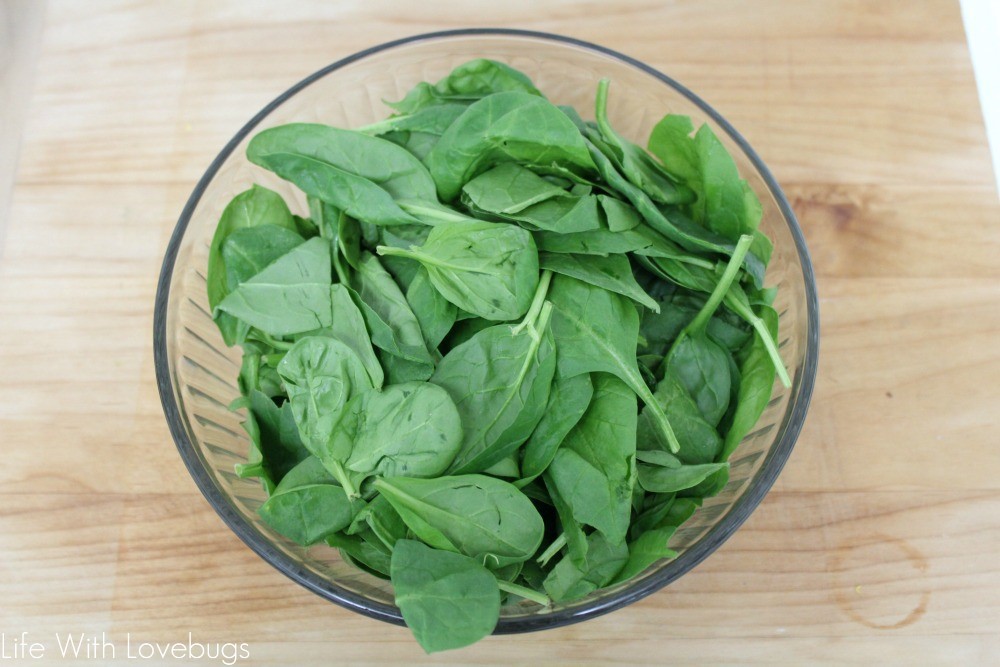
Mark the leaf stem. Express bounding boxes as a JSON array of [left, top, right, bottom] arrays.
[[398, 200, 474, 226], [536, 532, 567, 567], [354, 114, 411, 135], [496, 580, 551, 607], [512, 270, 553, 336], [328, 459, 360, 500], [724, 293, 792, 388], [687, 234, 753, 335]]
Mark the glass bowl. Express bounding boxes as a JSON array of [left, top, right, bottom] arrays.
[[154, 28, 819, 633]]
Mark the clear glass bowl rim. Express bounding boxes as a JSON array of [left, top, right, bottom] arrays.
[[153, 27, 820, 634]]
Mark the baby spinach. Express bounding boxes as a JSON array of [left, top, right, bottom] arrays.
[[207, 60, 792, 652], [377, 220, 539, 321], [375, 474, 545, 568], [542, 532, 628, 603], [540, 252, 659, 312], [390, 539, 501, 653], [547, 274, 680, 453], [216, 237, 333, 337], [247, 124, 435, 227], [277, 336, 373, 497], [258, 483, 360, 546], [545, 374, 637, 545], [431, 293, 556, 473], [207, 185, 298, 345], [388, 58, 542, 115], [426, 91, 596, 200], [517, 372, 594, 487], [637, 461, 729, 493], [330, 382, 463, 486]]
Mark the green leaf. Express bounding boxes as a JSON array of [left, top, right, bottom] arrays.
[[351, 252, 434, 374], [376, 475, 545, 568], [545, 374, 637, 545], [326, 284, 385, 389], [406, 267, 458, 350], [273, 456, 336, 492], [330, 382, 463, 485], [216, 237, 333, 337], [247, 123, 435, 226], [276, 336, 373, 496], [461, 163, 569, 215], [517, 372, 594, 487], [221, 225, 304, 293], [426, 91, 595, 201], [390, 540, 501, 654], [637, 373, 723, 463], [238, 390, 311, 488], [542, 532, 628, 603], [540, 252, 659, 312], [208, 185, 296, 345], [612, 525, 678, 584], [637, 461, 729, 493], [720, 304, 779, 459], [378, 220, 539, 322], [388, 58, 542, 114], [258, 483, 360, 546], [647, 114, 763, 240], [431, 313, 556, 474], [547, 274, 680, 452], [593, 80, 692, 205]]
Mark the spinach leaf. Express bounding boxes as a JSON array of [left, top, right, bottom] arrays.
[[540, 252, 659, 312], [207, 185, 297, 345], [235, 390, 311, 490], [431, 291, 556, 473], [376, 475, 545, 568], [378, 220, 539, 321], [637, 372, 722, 463], [545, 374, 637, 545], [330, 382, 463, 485], [221, 225, 304, 293], [540, 473, 588, 568], [406, 267, 458, 351], [276, 336, 373, 497], [326, 284, 384, 389], [258, 483, 360, 546], [327, 530, 392, 578], [216, 237, 333, 337], [390, 539, 501, 654], [611, 525, 678, 584], [647, 114, 762, 240], [585, 137, 766, 287], [517, 372, 594, 487], [426, 91, 596, 200], [360, 103, 467, 137], [660, 234, 751, 426], [542, 532, 628, 603], [461, 163, 569, 215], [637, 461, 729, 493], [482, 454, 520, 479], [720, 304, 779, 459], [247, 124, 435, 226], [547, 274, 680, 452], [351, 252, 434, 376], [347, 493, 408, 551], [273, 455, 336, 492], [593, 79, 692, 205], [388, 58, 542, 114]]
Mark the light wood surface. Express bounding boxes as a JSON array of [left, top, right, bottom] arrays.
[[2, 1, 998, 664]]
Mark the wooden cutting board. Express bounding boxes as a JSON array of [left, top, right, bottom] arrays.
[[1, 1, 998, 664]]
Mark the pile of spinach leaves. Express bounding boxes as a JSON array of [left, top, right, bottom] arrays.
[[207, 58, 789, 653]]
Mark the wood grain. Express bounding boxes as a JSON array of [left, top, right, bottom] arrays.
[[1, 0, 998, 664]]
